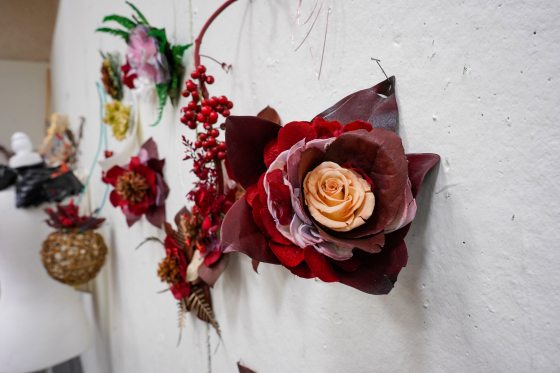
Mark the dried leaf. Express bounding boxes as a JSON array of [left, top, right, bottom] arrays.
[[186, 285, 221, 336], [134, 236, 163, 250], [257, 106, 282, 125], [238, 362, 257, 373]]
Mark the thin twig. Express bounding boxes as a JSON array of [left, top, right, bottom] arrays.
[[294, 0, 324, 52], [200, 54, 232, 73], [317, 7, 331, 80]]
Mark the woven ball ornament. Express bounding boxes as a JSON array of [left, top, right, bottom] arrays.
[[41, 230, 108, 286]]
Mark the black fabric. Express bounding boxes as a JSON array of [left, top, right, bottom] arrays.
[[14, 163, 83, 208], [0, 165, 17, 190]]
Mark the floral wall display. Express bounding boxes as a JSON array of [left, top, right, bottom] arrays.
[[97, 2, 191, 126], [102, 138, 169, 228], [221, 78, 440, 294]]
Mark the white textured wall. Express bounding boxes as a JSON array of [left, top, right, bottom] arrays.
[[0, 60, 47, 152], [50, 1, 560, 372]]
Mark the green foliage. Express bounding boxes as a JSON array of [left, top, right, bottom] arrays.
[[102, 14, 137, 30], [150, 84, 169, 127], [148, 28, 168, 53], [171, 44, 192, 65], [126, 1, 149, 25], [95, 27, 129, 42]]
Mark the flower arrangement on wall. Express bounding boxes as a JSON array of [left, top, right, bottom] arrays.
[[102, 138, 169, 228], [96, 2, 191, 126], [41, 201, 108, 286], [220, 77, 440, 294]]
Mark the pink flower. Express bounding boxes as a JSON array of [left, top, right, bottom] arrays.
[[126, 26, 170, 85]]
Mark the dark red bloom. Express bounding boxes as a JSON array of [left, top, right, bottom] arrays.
[[102, 138, 169, 228], [45, 200, 105, 230], [221, 77, 440, 294], [121, 61, 137, 89]]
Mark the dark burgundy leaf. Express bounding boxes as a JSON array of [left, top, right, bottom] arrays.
[[225, 116, 281, 188], [406, 153, 440, 197], [317, 76, 398, 133], [221, 198, 280, 264]]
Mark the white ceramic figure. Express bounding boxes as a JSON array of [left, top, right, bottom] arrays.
[[8, 132, 42, 169]]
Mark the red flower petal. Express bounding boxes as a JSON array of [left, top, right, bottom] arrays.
[[342, 120, 373, 132], [312, 116, 343, 138], [259, 206, 293, 246], [304, 247, 338, 282], [269, 242, 304, 268], [277, 121, 317, 153], [263, 139, 281, 168], [102, 165, 126, 185]]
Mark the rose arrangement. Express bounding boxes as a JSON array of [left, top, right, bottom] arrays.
[[96, 2, 191, 126], [221, 77, 440, 294], [102, 138, 169, 228]]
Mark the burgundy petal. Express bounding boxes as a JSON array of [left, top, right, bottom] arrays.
[[198, 255, 229, 286], [140, 137, 159, 160], [406, 153, 440, 197], [317, 77, 399, 133], [225, 116, 281, 188], [146, 205, 165, 228], [221, 198, 280, 264]]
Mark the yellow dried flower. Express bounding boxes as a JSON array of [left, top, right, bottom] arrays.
[[103, 100, 131, 141]]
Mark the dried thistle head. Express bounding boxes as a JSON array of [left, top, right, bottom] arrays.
[[157, 256, 183, 284], [116, 171, 149, 204]]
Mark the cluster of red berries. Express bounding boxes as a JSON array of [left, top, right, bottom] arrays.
[[180, 65, 233, 162]]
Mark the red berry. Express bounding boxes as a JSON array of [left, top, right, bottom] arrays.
[[205, 151, 213, 160], [181, 90, 190, 97], [196, 113, 206, 122], [187, 121, 197, 130], [226, 101, 234, 109], [210, 129, 219, 138], [222, 109, 231, 117], [184, 110, 194, 119], [199, 133, 207, 140], [194, 141, 202, 148], [197, 65, 207, 73], [191, 71, 200, 79], [209, 97, 218, 107], [186, 80, 196, 92], [201, 106, 212, 116], [187, 101, 197, 110], [207, 138, 216, 147], [218, 142, 226, 151], [217, 152, 226, 160], [191, 92, 200, 102], [208, 112, 218, 124], [180, 116, 189, 124], [206, 75, 215, 84], [218, 95, 228, 105]]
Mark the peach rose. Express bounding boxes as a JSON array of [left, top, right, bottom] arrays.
[[303, 161, 375, 232]]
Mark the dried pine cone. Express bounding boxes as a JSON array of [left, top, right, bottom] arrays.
[[158, 256, 183, 284]]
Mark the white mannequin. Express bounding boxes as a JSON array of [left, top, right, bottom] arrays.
[[9, 132, 42, 169], [0, 132, 91, 373]]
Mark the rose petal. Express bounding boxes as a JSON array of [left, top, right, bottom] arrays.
[[324, 129, 408, 237], [317, 77, 399, 132], [303, 247, 338, 282], [198, 255, 229, 286], [269, 242, 304, 268], [226, 116, 281, 188], [277, 121, 317, 153], [342, 120, 373, 133], [221, 198, 280, 264]]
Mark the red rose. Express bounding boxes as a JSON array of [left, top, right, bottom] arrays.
[[221, 77, 440, 294]]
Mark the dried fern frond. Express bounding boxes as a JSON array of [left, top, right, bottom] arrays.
[[186, 285, 221, 337]]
